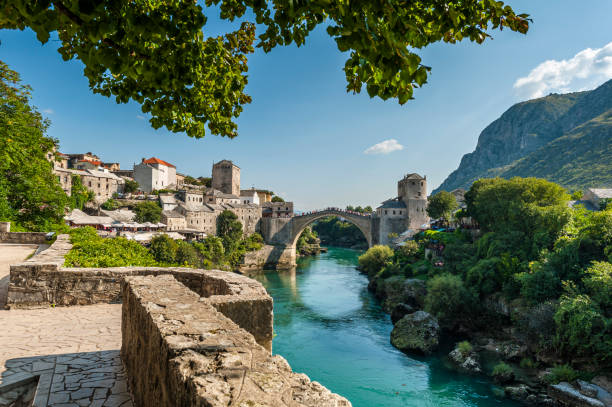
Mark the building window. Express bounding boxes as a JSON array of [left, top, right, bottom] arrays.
[[418, 192, 421, 196], [399, 211, 402, 215], [385, 210, 388, 215], [411, 181, 415, 185], [393, 210, 395, 215]]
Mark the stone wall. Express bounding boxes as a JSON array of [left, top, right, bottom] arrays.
[[7, 235, 273, 350], [0, 231, 51, 244], [122, 275, 351, 407], [260, 217, 293, 245], [238, 244, 297, 272]]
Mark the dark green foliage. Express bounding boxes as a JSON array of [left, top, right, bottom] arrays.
[[133, 201, 162, 223], [515, 266, 561, 305], [544, 364, 579, 384], [583, 261, 612, 316], [0, 61, 69, 231], [554, 293, 612, 366], [149, 234, 177, 264], [70, 175, 94, 210], [193, 237, 225, 267], [216, 210, 243, 252], [297, 227, 318, 255], [175, 240, 200, 267], [123, 179, 139, 194], [427, 191, 458, 221], [424, 273, 474, 327], [1, 1, 529, 139], [65, 227, 157, 267], [271, 196, 284, 202]]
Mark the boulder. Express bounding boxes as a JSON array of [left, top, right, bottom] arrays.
[[390, 311, 440, 355], [504, 384, 529, 400], [390, 303, 414, 325], [548, 382, 605, 407]]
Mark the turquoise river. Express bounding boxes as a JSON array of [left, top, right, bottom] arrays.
[[253, 247, 520, 407]]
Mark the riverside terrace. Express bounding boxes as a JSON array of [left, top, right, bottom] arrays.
[[0, 234, 351, 406]]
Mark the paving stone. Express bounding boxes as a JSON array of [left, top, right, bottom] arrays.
[[48, 391, 70, 404], [93, 387, 109, 399], [70, 386, 94, 400]]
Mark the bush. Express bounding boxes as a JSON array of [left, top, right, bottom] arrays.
[[554, 294, 612, 365], [149, 234, 177, 264], [583, 261, 612, 315], [465, 257, 503, 297], [491, 362, 514, 383], [544, 364, 579, 384], [515, 264, 561, 305], [358, 245, 394, 277], [457, 341, 473, 357], [101, 198, 119, 210], [519, 358, 539, 369], [193, 237, 225, 266], [175, 240, 200, 267], [133, 201, 162, 223], [424, 273, 474, 326], [65, 227, 156, 267], [244, 233, 264, 252], [217, 210, 243, 251]]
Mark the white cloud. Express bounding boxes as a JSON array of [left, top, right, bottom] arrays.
[[42, 108, 54, 114], [364, 139, 404, 155], [514, 41, 612, 99], [136, 115, 145, 120]]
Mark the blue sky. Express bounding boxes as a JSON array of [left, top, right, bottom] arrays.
[[2, 0, 612, 210]]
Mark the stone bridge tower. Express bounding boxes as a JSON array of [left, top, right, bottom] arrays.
[[397, 173, 429, 229]]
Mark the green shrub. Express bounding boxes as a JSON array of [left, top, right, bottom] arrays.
[[465, 257, 502, 297], [65, 228, 156, 267], [424, 273, 474, 326], [583, 261, 612, 315], [101, 199, 119, 210], [193, 237, 225, 266], [515, 264, 561, 305], [545, 364, 579, 384], [554, 294, 612, 365], [133, 201, 162, 223], [457, 341, 473, 357], [519, 358, 538, 369], [358, 245, 394, 277], [244, 232, 264, 252], [175, 240, 200, 267], [491, 362, 514, 383], [149, 234, 178, 264]]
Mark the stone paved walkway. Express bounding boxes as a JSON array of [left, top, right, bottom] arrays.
[[0, 244, 132, 406]]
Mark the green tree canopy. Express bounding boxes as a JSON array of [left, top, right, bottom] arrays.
[[133, 201, 162, 223], [123, 179, 139, 194], [216, 209, 243, 251], [1, 1, 529, 139], [0, 60, 69, 230], [427, 191, 458, 221], [271, 196, 285, 202], [70, 174, 94, 210]]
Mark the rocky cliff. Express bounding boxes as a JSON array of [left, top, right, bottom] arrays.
[[435, 79, 612, 193]]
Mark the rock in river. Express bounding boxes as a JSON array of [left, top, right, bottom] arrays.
[[390, 311, 440, 355]]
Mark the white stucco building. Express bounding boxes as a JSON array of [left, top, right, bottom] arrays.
[[133, 157, 177, 193]]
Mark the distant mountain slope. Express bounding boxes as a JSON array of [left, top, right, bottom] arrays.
[[434, 79, 612, 193]]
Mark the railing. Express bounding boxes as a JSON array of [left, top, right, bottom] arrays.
[[295, 207, 372, 218]]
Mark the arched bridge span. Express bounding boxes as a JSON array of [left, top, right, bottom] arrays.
[[289, 209, 373, 248]]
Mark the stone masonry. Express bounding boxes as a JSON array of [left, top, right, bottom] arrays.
[[122, 275, 351, 407]]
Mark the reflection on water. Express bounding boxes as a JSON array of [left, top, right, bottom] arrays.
[[253, 247, 520, 407]]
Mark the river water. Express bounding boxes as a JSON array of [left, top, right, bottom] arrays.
[[253, 247, 520, 407]]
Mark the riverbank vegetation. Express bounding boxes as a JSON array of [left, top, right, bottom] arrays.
[[360, 177, 612, 398], [65, 215, 263, 270]]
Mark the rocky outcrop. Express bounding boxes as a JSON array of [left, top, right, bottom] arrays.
[[390, 311, 440, 355], [390, 303, 414, 325], [122, 275, 351, 407], [372, 276, 426, 313], [548, 382, 605, 407], [237, 244, 296, 273], [448, 346, 481, 373]]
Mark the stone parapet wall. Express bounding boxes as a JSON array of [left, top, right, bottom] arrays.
[[122, 275, 351, 407], [8, 235, 273, 350], [0, 231, 51, 244]]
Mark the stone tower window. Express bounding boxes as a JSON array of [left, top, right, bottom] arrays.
[[385, 210, 388, 215], [393, 210, 395, 215]]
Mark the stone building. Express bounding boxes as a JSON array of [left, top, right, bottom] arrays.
[[53, 167, 124, 203], [240, 188, 260, 205], [133, 157, 177, 193], [374, 173, 430, 245], [256, 190, 273, 203], [205, 189, 240, 205], [212, 160, 240, 196], [262, 201, 294, 218]]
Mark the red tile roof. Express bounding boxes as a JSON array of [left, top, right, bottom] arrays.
[[142, 157, 176, 168], [78, 159, 102, 166]]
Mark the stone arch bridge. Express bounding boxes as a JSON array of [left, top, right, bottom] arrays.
[[260, 209, 374, 268]]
